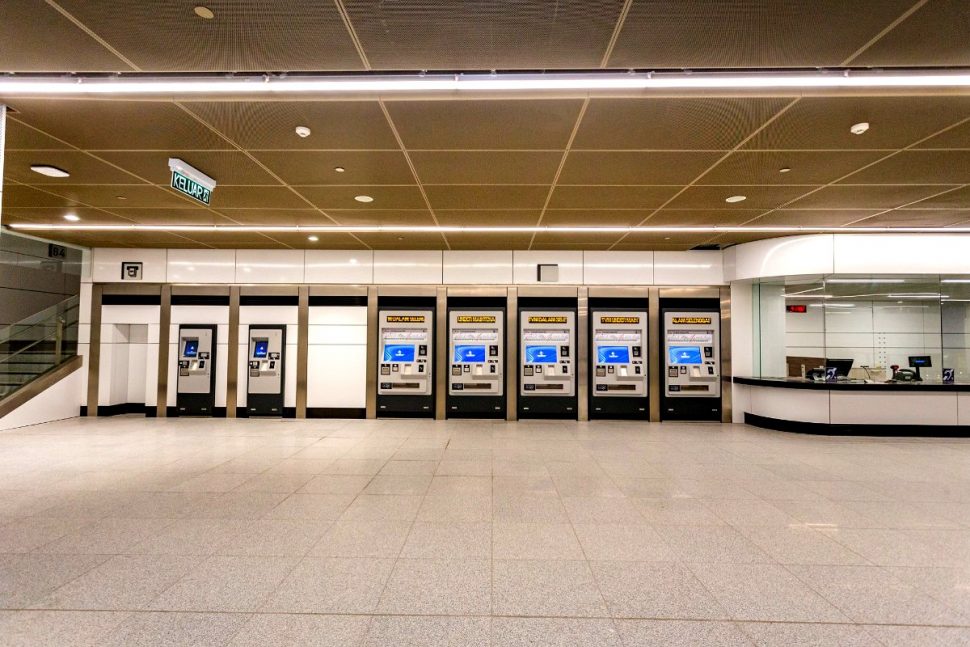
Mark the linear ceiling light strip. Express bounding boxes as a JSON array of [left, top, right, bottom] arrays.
[[9, 224, 970, 234], [2, 70, 970, 95]]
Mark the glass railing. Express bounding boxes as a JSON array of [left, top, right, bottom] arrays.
[[0, 295, 80, 399]]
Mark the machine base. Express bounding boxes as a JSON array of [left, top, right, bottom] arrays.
[[174, 393, 217, 417], [243, 393, 285, 418], [518, 395, 578, 420], [378, 394, 435, 418], [446, 395, 506, 419], [661, 396, 721, 421], [590, 396, 650, 420]]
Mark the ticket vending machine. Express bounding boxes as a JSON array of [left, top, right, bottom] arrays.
[[447, 300, 505, 418], [176, 324, 217, 416], [589, 306, 648, 419], [377, 301, 435, 417], [660, 300, 721, 421], [518, 300, 577, 419], [246, 325, 285, 417]]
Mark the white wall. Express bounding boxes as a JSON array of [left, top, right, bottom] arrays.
[[89, 248, 727, 286], [0, 368, 83, 431], [725, 234, 970, 282], [307, 307, 367, 410]]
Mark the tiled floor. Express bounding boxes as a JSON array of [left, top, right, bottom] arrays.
[[1, 417, 970, 646]]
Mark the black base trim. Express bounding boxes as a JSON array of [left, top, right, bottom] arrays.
[[518, 395, 578, 420], [446, 394, 506, 419], [97, 402, 148, 417], [167, 404, 226, 418], [377, 394, 435, 418], [589, 396, 649, 420], [237, 405, 296, 419], [307, 407, 366, 419], [745, 412, 970, 437], [660, 396, 722, 421], [79, 405, 87, 417], [243, 393, 286, 418]]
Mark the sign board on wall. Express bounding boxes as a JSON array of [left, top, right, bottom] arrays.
[[121, 261, 143, 280], [168, 158, 216, 205]]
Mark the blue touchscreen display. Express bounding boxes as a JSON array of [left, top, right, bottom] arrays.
[[525, 345, 558, 363], [597, 346, 630, 364], [383, 344, 416, 362], [454, 345, 486, 363], [668, 346, 702, 365], [182, 339, 198, 358], [253, 340, 269, 358]]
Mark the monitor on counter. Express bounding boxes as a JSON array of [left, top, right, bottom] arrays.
[[825, 358, 854, 377]]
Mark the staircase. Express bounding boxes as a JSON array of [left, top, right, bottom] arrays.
[[0, 295, 80, 400]]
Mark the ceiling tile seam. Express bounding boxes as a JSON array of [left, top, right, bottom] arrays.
[[600, 0, 635, 68], [608, 97, 802, 250], [172, 101, 372, 250], [842, 184, 969, 227], [4, 114, 245, 229], [43, 0, 141, 71], [839, 0, 932, 66], [377, 100, 450, 250], [736, 114, 970, 229], [1, 178, 215, 248], [332, 0, 372, 70], [527, 98, 591, 250]]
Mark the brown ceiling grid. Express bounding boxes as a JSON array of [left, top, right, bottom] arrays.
[[3, 0, 970, 250]]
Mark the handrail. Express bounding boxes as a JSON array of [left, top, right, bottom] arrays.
[[0, 325, 64, 365], [0, 295, 79, 346]]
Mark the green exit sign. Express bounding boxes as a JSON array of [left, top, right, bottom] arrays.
[[168, 158, 217, 206], [171, 170, 211, 205]]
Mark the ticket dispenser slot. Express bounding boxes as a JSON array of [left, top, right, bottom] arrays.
[[447, 300, 506, 419], [589, 305, 649, 420], [246, 325, 285, 417], [660, 300, 722, 421], [518, 301, 577, 419], [377, 301, 435, 417], [176, 324, 217, 416]]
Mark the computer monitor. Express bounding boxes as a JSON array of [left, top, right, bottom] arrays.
[[825, 358, 854, 378], [909, 356, 932, 368]]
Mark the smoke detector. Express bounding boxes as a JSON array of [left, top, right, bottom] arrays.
[[295, 126, 311, 138], [850, 122, 870, 135]]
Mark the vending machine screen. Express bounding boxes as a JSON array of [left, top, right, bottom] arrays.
[[597, 346, 630, 364], [182, 339, 199, 358], [525, 345, 558, 363], [454, 345, 486, 363], [253, 339, 269, 358], [668, 346, 702, 365], [383, 344, 416, 362]]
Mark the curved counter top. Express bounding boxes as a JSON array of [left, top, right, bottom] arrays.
[[732, 376, 970, 437], [733, 376, 970, 392]]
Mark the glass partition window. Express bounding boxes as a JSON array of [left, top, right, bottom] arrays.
[[753, 275, 970, 383]]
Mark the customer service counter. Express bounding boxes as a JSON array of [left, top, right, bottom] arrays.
[[734, 377, 970, 436]]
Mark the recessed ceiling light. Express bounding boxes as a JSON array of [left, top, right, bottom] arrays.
[[348, 258, 359, 264], [307, 235, 319, 242], [354, 195, 374, 203], [63, 213, 80, 222], [295, 125, 311, 138], [115, 195, 127, 200], [334, 166, 346, 173], [193, 5, 214, 19], [850, 122, 870, 135], [397, 236, 404, 241], [30, 165, 70, 178], [779, 167, 791, 173], [725, 195, 747, 203]]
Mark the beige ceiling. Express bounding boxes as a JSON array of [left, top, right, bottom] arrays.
[[1, 0, 969, 251]]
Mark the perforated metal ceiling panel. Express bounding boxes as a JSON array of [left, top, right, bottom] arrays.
[[342, 0, 626, 69], [2, 0, 970, 250]]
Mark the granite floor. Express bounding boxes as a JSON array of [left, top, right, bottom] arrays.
[[1, 416, 969, 646]]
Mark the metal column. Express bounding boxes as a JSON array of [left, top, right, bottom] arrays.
[[226, 286, 240, 418], [85, 284, 102, 417], [156, 285, 171, 417], [296, 286, 309, 419]]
